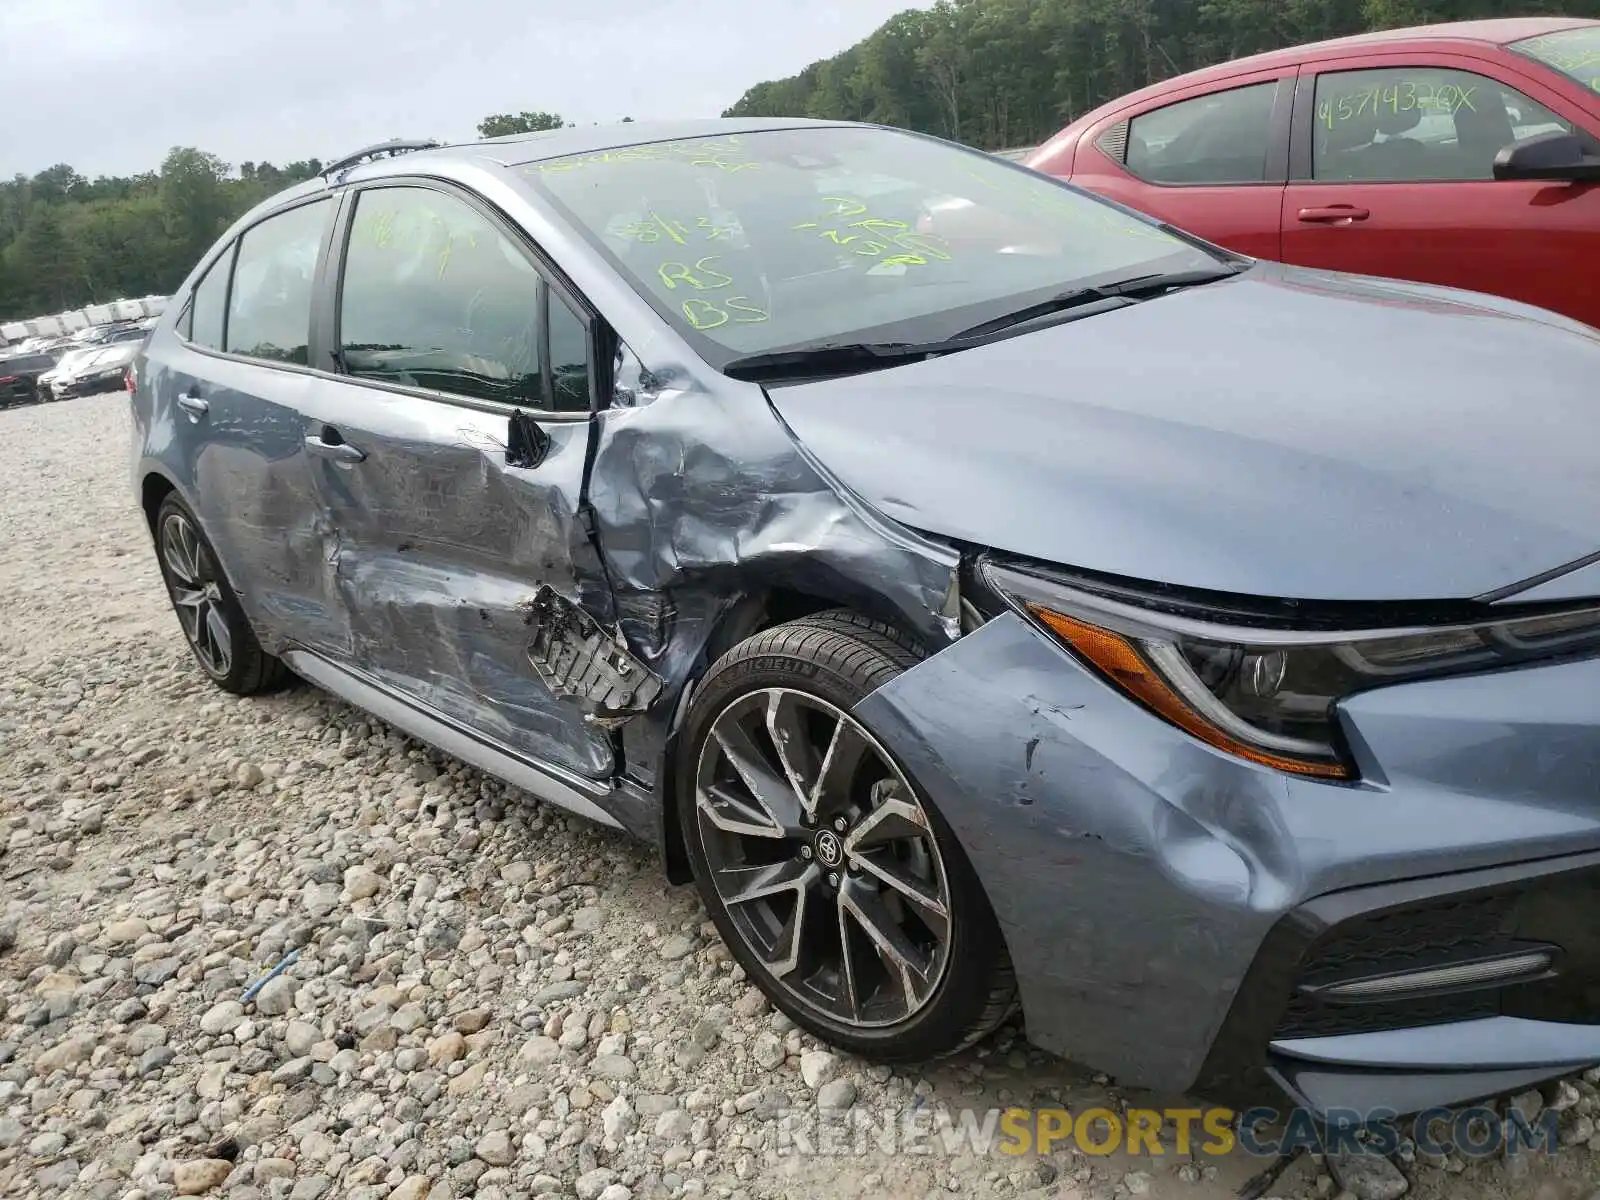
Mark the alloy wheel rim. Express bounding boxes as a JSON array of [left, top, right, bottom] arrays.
[[695, 687, 952, 1028], [160, 513, 233, 679]]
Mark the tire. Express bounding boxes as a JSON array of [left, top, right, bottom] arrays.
[[677, 609, 1017, 1061], [153, 494, 289, 695]]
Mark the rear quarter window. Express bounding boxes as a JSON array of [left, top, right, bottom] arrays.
[[187, 246, 234, 351]]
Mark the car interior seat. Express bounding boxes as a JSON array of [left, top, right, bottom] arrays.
[[1453, 89, 1519, 179], [1316, 106, 1381, 179], [1362, 104, 1429, 178]]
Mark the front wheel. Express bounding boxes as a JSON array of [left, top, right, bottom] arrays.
[[153, 494, 288, 695], [678, 610, 1016, 1061]]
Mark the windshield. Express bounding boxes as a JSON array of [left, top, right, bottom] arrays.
[[519, 127, 1223, 367], [1513, 27, 1600, 93]]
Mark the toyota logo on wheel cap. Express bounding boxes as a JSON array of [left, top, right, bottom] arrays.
[[814, 830, 844, 867]]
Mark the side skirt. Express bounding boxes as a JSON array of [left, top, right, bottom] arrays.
[[281, 648, 625, 831]]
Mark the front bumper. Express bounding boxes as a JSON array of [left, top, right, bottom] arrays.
[[855, 611, 1600, 1115], [64, 372, 124, 397]]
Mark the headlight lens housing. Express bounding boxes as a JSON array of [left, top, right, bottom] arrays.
[[984, 561, 1600, 781]]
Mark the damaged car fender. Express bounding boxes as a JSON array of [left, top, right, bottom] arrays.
[[584, 340, 969, 863]]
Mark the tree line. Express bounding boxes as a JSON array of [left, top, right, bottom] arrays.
[[0, 150, 327, 323], [724, 0, 1600, 148], [0, 111, 620, 323], [5, 2, 1596, 321]]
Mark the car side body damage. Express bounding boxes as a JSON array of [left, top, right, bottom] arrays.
[[131, 120, 1600, 1116], [588, 349, 965, 784]]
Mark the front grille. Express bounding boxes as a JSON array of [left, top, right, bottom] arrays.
[[1279, 985, 1500, 1038], [1274, 870, 1600, 1040]]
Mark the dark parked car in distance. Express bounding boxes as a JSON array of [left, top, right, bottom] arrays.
[[1026, 17, 1600, 329], [131, 120, 1600, 1118], [0, 351, 61, 407]]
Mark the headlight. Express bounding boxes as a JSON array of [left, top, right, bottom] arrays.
[[984, 561, 1600, 781]]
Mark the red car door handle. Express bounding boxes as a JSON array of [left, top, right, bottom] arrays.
[[1298, 205, 1371, 224]]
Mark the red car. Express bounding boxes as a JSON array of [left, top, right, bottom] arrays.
[[1025, 17, 1600, 327]]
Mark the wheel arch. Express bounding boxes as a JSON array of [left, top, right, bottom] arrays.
[[140, 470, 262, 643], [140, 469, 180, 535], [655, 584, 938, 886]]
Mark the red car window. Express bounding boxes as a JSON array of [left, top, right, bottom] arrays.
[[1311, 66, 1577, 182], [1125, 82, 1278, 185]]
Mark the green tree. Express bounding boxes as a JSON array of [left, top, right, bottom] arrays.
[[725, 0, 1600, 150], [157, 147, 232, 282], [476, 111, 568, 138], [7, 202, 82, 312]]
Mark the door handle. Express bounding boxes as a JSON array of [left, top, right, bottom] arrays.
[[1297, 205, 1371, 224], [304, 430, 366, 463], [176, 393, 209, 418]]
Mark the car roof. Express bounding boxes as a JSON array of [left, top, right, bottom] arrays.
[[1082, 17, 1598, 114], [482, 117, 858, 165], [328, 117, 859, 181], [221, 117, 880, 241]]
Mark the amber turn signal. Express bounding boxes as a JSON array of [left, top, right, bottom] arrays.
[[1028, 605, 1352, 780]]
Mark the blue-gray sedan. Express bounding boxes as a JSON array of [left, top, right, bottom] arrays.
[[129, 118, 1600, 1117]]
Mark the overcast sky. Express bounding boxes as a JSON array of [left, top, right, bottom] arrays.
[[0, 0, 921, 179]]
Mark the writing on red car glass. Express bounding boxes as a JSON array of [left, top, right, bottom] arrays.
[[1317, 80, 1478, 129], [1515, 27, 1600, 93]]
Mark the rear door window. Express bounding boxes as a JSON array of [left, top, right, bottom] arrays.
[[225, 199, 330, 364], [1126, 82, 1279, 184]]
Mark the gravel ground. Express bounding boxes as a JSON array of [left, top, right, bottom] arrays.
[[1, 392, 1598, 1200]]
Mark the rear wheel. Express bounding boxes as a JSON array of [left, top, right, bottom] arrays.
[[678, 611, 1016, 1060], [153, 494, 288, 695]]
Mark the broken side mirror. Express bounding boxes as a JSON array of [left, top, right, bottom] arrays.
[[1494, 130, 1600, 183], [506, 408, 552, 469]]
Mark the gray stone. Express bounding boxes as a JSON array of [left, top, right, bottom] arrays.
[[137, 1045, 176, 1075], [252, 976, 294, 1017], [529, 981, 586, 1006], [659, 935, 695, 961], [476, 1129, 514, 1166], [1326, 1149, 1409, 1200], [28, 1129, 67, 1156], [199, 1000, 244, 1035], [271, 1056, 313, 1085], [591, 1054, 637, 1081], [1509, 1088, 1544, 1125], [284, 1020, 319, 1057], [134, 956, 181, 986], [35, 1159, 81, 1190], [799, 1050, 839, 1089], [518, 1036, 560, 1067], [817, 1079, 856, 1112]]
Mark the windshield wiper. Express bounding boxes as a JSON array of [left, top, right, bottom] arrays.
[[721, 341, 963, 382], [720, 266, 1244, 382], [951, 265, 1244, 342]]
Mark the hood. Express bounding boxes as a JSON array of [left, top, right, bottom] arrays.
[[769, 263, 1600, 602]]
